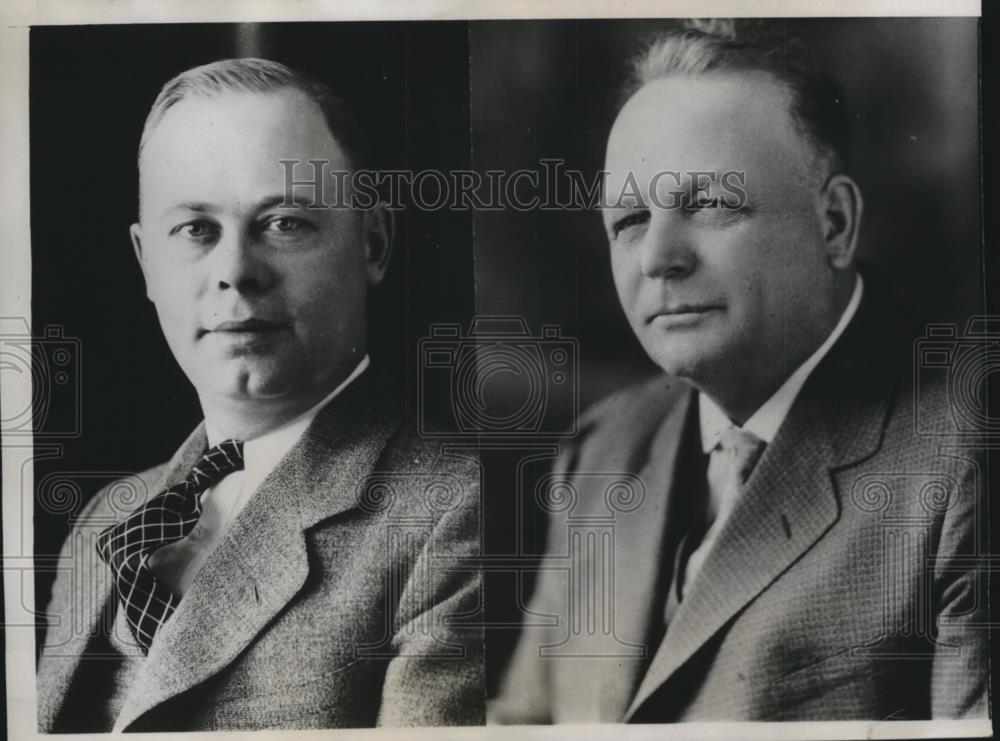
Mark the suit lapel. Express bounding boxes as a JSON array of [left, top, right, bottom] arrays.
[[113, 375, 400, 732], [625, 283, 901, 720], [626, 390, 843, 718], [37, 424, 207, 731], [592, 386, 696, 720]]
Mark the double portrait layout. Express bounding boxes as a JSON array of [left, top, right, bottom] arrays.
[[5, 13, 992, 738]]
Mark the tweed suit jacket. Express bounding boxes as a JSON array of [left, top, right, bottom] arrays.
[[37, 370, 485, 731], [493, 277, 989, 723]]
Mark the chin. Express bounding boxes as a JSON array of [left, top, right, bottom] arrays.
[[643, 339, 721, 383], [240, 371, 304, 400], [192, 362, 293, 401]]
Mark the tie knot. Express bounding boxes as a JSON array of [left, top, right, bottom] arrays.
[[715, 427, 766, 485], [186, 439, 245, 491]]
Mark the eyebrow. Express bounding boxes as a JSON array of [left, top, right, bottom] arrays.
[[256, 194, 309, 211], [159, 194, 311, 219], [161, 201, 215, 217]]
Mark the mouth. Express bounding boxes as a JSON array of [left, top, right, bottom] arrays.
[[200, 318, 289, 337], [646, 305, 723, 324]]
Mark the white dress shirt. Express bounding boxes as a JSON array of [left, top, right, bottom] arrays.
[[148, 355, 370, 596]]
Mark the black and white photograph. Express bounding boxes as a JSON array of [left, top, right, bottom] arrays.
[[0, 2, 995, 739], [479, 16, 990, 725], [27, 20, 483, 733]]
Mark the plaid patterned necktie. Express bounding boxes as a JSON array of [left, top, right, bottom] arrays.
[[96, 439, 245, 652]]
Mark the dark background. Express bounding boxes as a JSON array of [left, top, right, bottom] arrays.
[[29, 21, 474, 642]]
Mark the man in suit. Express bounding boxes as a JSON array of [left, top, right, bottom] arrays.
[[493, 23, 989, 722], [37, 58, 484, 731]]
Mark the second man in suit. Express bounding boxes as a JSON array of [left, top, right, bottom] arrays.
[[494, 21, 988, 723]]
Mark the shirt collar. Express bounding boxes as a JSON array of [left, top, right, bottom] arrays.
[[699, 275, 864, 453], [206, 355, 370, 492]]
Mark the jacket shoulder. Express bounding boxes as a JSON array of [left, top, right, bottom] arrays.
[[73, 462, 172, 528], [364, 421, 482, 528], [378, 424, 479, 478], [568, 373, 691, 470]]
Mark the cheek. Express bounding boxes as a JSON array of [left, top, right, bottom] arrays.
[[708, 222, 780, 281], [141, 241, 205, 296], [145, 260, 189, 310], [609, 249, 640, 308], [760, 214, 822, 263], [286, 254, 367, 322]]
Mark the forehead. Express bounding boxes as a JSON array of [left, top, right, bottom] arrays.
[[605, 71, 810, 185], [139, 89, 349, 210]]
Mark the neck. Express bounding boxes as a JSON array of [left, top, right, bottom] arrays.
[[695, 270, 857, 426], [198, 357, 364, 441]]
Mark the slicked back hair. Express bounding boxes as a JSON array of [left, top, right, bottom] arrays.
[[138, 57, 369, 171], [622, 20, 851, 181]]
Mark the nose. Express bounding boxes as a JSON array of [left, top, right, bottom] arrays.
[[210, 228, 275, 295], [639, 210, 697, 280]]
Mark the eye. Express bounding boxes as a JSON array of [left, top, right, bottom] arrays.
[[263, 215, 310, 234], [684, 196, 750, 225], [611, 210, 650, 238], [171, 220, 219, 241], [684, 196, 722, 212]]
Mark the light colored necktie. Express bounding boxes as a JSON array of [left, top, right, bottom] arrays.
[[667, 426, 766, 617], [95, 439, 245, 652]]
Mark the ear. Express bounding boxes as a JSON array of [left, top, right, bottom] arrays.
[[130, 222, 155, 301], [362, 202, 393, 285], [816, 173, 863, 270]]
